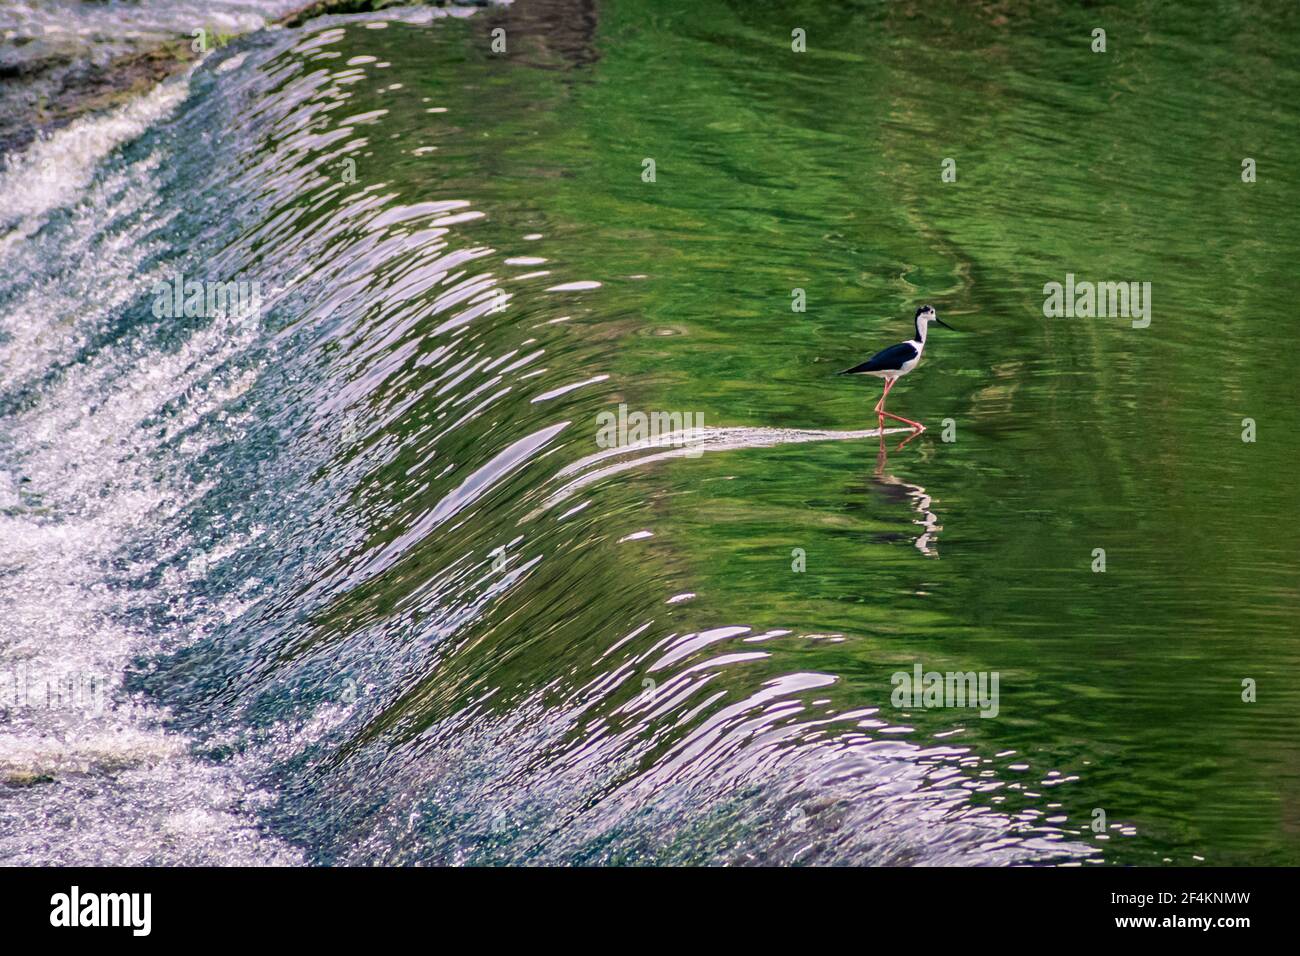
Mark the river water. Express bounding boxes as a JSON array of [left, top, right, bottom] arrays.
[[2, 0, 1298, 866]]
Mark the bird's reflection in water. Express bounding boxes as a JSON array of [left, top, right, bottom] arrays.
[[867, 434, 942, 557]]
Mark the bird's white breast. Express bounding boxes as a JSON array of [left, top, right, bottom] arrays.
[[895, 342, 923, 376]]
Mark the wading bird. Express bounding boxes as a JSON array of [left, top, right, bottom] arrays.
[[840, 305, 955, 436]]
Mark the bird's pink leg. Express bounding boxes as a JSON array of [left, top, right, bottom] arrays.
[[894, 426, 925, 450], [874, 378, 895, 432], [873, 378, 894, 412], [881, 409, 925, 432]]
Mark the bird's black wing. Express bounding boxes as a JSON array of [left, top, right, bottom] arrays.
[[839, 341, 918, 375]]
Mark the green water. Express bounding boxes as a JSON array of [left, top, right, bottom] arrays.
[[284, 1, 1300, 863], [10, 0, 1297, 866], [357, 0, 1300, 864], [412, 0, 1300, 864]]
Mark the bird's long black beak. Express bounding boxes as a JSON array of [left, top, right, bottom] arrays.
[[936, 317, 957, 331]]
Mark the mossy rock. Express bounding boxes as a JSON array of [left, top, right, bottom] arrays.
[[2, 771, 57, 788]]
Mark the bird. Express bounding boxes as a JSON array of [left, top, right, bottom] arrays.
[[840, 305, 955, 435]]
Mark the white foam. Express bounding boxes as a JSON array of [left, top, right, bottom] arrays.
[[0, 79, 190, 234], [0, 70, 297, 865]]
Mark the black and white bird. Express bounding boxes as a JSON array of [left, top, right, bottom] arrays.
[[840, 305, 955, 434]]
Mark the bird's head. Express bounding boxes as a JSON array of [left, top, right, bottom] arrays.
[[914, 304, 954, 331]]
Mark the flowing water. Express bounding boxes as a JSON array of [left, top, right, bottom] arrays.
[[2, 0, 1299, 866]]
